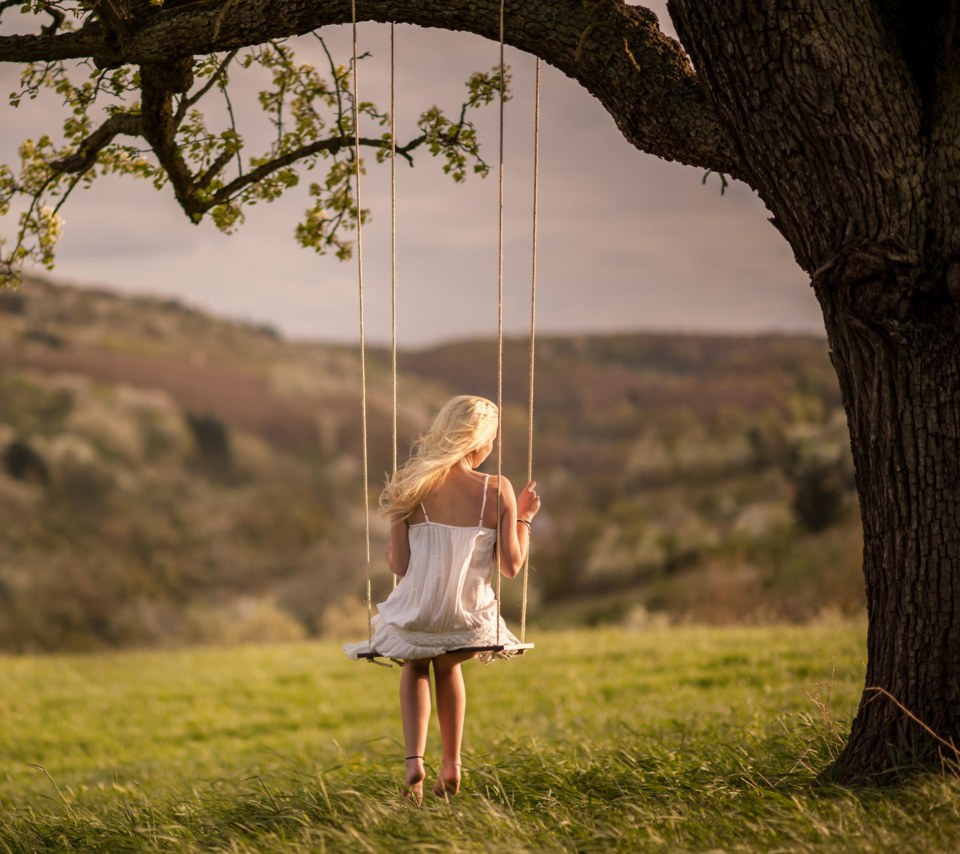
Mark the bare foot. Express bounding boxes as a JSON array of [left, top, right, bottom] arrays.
[[432, 760, 461, 799], [402, 757, 425, 806]]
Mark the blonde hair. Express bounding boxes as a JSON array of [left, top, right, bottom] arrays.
[[380, 395, 499, 521]]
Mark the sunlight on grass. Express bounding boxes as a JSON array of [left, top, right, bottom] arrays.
[[2, 625, 960, 852]]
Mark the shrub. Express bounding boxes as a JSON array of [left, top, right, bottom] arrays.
[[186, 412, 231, 469], [0, 290, 26, 315], [50, 457, 116, 516], [319, 595, 370, 640], [183, 596, 307, 646], [3, 439, 48, 485], [67, 400, 144, 462], [790, 458, 847, 532]]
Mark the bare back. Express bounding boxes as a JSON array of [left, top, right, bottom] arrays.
[[407, 467, 500, 530]]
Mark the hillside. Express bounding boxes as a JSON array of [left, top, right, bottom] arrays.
[[0, 277, 863, 652], [382, 334, 861, 623]]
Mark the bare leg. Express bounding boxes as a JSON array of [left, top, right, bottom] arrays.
[[431, 651, 475, 798], [399, 658, 432, 805]]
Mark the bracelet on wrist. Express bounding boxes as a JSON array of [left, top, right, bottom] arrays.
[[517, 518, 532, 529]]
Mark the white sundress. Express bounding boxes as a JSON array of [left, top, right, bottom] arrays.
[[343, 474, 521, 664]]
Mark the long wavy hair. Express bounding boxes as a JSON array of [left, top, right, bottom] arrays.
[[380, 395, 499, 521]]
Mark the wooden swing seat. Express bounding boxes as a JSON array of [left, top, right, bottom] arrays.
[[357, 642, 534, 662]]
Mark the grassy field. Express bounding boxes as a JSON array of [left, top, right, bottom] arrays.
[[2, 624, 959, 853]]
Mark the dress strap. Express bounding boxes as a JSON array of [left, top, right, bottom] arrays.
[[478, 474, 491, 526], [420, 501, 430, 522]]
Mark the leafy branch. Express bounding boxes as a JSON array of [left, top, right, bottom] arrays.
[[1, 0, 73, 35], [1, 36, 510, 284]]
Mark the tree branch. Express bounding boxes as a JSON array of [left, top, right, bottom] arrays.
[[207, 133, 421, 207], [138, 50, 427, 217], [194, 146, 235, 189], [49, 111, 143, 173], [39, 2, 68, 36], [0, 25, 108, 62], [1, 0, 739, 178], [86, 0, 132, 38], [140, 61, 202, 216], [176, 47, 239, 123]]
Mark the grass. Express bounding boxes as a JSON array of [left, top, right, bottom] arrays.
[[2, 624, 959, 852]]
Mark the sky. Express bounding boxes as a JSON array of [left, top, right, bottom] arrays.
[[0, 2, 825, 347]]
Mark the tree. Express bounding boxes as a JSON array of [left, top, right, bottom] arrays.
[[1, 0, 957, 784]]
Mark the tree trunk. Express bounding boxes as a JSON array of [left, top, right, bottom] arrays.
[[816, 262, 960, 781], [667, 0, 960, 781]]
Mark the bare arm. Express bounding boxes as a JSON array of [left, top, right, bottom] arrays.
[[496, 478, 540, 579], [386, 516, 411, 577]]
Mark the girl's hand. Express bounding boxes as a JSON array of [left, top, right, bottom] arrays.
[[517, 481, 541, 521]]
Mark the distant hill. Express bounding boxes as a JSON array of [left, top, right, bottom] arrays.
[[0, 277, 862, 652], [389, 332, 841, 477]]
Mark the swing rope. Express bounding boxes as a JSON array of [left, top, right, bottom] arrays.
[[351, 0, 373, 651], [390, 21, 399, 590], [520, 58, 540, 644], [352, 10, 540, 658], [495, 0, 506, 646]]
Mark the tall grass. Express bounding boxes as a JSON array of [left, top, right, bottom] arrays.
[[2, 625, 959, 852]]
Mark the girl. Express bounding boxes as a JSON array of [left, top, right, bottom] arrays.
[[343, 395, 541, 803]]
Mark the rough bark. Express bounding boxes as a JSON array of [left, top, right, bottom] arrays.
[[0, 26, 108, 61], [140, 60, 202, 217], [0, 0, 739, 179], [669, 0, 960, 781], [817, 262, 960, 782], [668, 0, 925, 275]]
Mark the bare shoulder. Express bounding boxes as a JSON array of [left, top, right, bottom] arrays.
[[487, 474, 517, 502]]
